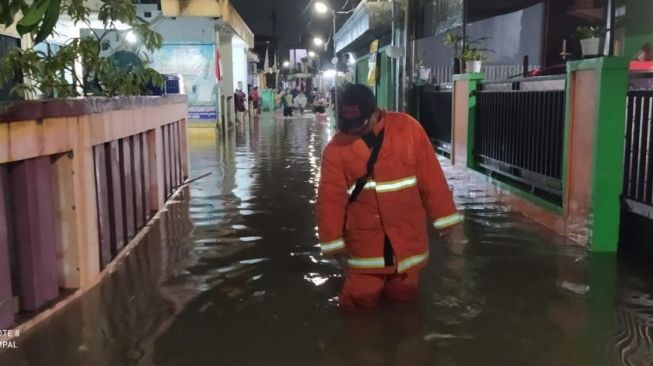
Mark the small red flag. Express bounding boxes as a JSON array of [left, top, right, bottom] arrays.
[[215, 48, 222, 81]]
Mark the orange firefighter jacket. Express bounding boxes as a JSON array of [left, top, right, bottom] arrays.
[[316, 112, 462, 274]]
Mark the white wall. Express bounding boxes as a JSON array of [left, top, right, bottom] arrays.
[[152, 17, 216, 44], [218, 35, 234, 123], [231, 35, 248, 92], [217, 33, 250, 123], [0, 25, 20, 38]]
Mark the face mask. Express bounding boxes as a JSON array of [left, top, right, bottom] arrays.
[[341, 117, 372, 135]]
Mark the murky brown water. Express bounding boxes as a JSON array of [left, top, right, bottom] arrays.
[[1, 112, 653, 366]]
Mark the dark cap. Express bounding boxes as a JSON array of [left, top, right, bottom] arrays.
[[337, 84, 377, 132]]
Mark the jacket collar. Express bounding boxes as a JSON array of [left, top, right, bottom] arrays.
[[351, 111, 387, 160]]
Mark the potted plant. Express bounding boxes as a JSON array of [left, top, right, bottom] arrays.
[[444, 33, 491, 74], [461, 47, 488, 73], [414, 56, 431, 81], [577, 26, 603, 58]]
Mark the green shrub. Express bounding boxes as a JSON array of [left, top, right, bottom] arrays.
[[0, 0, 163, 99]]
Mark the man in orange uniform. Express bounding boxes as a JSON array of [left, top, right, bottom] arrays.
[[317, 84, 462, 308]]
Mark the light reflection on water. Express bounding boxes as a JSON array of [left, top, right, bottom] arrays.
[[0, 114, 652, 366]]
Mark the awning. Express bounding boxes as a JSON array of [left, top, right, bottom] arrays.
[[334, 1, 394, 54], [336, 0, 543, 48], [247, 50, 260, 63], [288, 73, 313, 81]]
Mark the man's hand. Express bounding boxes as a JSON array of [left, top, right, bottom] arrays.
[[441, 224, 467, 256], [333, 252, 349, 269]]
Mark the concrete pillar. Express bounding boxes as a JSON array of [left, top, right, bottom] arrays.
[[10, 157, 60, 311], [451, 73, 485, 169], [132, 135, 145, 230], [214, 28, 223, 130], [179, 119, 190, 179], [0, 167, 14, 328], [219, 34, 235, 125], [565, 57, 629, 252], [450, 62, 629, 253], [93, 145, 112, 268], [149, 127, 166, 211], [120, 138, 135, 241], [106, 141, 125, 254], [141, 133, 152, 219], [71, 116, 101, 287], [51, 153, 80, 289]]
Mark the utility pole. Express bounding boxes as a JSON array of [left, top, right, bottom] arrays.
[[271, 8, 277, 39], [332, 9, 338, 118], [461, 0, 468, 73], [391, 0, 400, 111], [270, 8, 278, 90], [604, 0, 615, 56], [402, 0, 415, 112]]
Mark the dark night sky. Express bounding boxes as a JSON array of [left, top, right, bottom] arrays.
[[230, 0, 349, 59]]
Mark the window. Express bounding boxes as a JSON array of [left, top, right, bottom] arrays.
[[0, 35, 21, 101], [415, 0, 464, 39]]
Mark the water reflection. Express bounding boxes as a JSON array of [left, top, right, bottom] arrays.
[[0, 113, 652, 365]]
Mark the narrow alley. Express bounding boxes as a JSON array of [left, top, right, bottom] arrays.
[[0, 113, 652, 366]]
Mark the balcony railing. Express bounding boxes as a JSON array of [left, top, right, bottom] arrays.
[[428, 63, 539, 85]]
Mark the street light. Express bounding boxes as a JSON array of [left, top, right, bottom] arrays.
[[323, 69, 337, 78], [282, 60, 290, 68], [314, 1, 328, 14], [348, 53, 356, 65], [314, 1, 340, 115], [313, 37, 324, 47], [125, 30, 138, 44], [308, 51, 316, 58]]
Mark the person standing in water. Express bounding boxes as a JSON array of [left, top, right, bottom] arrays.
[[251, 86, 261, 115], [294, 90, 308, 115], [316, 84, 463, 308], [281, 88, 294, 118], [234, 81, 247, 122]]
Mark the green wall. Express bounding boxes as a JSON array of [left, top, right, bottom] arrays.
[[354, 50, 394, 111], [355, 57, 369, 85], [376, 53, 394, 110]]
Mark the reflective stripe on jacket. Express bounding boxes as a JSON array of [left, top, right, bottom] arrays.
[[316, 112, 461, 274]]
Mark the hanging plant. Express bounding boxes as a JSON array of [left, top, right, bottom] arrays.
[[0, 0, 163, 99]]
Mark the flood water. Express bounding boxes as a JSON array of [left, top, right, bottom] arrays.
[[1, 112, 653, 366]]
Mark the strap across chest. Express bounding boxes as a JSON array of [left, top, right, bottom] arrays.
[[348, 129, 385, 204]]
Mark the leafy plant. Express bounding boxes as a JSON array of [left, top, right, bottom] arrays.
[[0, 0, 163, 99], [443, 32, 491, 59], [460, 47, 488, 62], [443, 32, 465, 57], [577, 26, 603, 40]]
